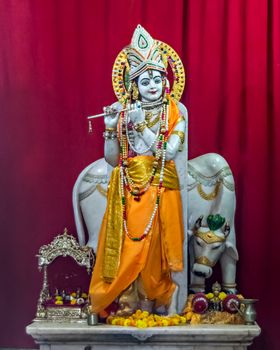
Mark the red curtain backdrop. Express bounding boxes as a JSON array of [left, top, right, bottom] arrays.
[[0, 0, 279, 348]]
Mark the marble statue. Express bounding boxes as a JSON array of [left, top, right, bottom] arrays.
[[73, 25, 238, 315], [87, 25, 188, 316], [189, 215, 238, 294]]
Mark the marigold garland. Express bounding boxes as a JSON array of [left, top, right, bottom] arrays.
[[107, 310, 187, 328], [106, 293, 245, 328]]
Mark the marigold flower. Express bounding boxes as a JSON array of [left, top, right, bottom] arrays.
[[218, 292, 227, 300], [148, 320, 157, 327], [70, 299, 77, 305], [183, 300, 192, 312], [136, 319, 147, 328], [115, 318, 123, 326], [55, 300, 63, 305], [190, 313, 201, 325], [123, 319, 132, 327], [135, 309, 142, 317], [170, 318, 179, 326], [180, 316, 187, 324], [186, 311, 193, 321], [206, 293, 214, 299], [162, 319, 170, 326], [111, 318, 118, 325], [183, 306, 192, 313], [156, 319, 163, 326]]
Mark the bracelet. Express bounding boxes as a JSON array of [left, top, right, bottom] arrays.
[[171, 130, 185, 144], [134, 121, 147, 133], [103, 130, 118, 140], [176, 115, 185, 124], [105, 127, 117, 132]]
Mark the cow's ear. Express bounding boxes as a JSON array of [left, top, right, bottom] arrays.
[[225, 241, 239, 261]]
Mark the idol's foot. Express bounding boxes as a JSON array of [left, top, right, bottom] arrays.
[[116, 283, 138, 316], [138, 292, 154, 313], [115, 302, 136, 316], [154, 304, 167, 315]]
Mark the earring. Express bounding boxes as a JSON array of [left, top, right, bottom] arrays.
[[165, 78, 170, 95], [132, 81, 139, 100], [162, 78, 166, 97]]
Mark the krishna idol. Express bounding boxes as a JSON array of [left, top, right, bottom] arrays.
[[88, 25, 188, 316]]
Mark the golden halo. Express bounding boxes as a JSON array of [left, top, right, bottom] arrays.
[[112, 40, 185, 106]]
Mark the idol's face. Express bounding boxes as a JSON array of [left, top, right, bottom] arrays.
[[137, 70, 163, 102]]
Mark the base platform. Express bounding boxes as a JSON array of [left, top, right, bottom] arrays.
[[26, 321, 261, 350]]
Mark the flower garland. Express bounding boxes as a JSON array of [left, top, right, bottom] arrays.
[[119, 98, 169, 242], [107, 310, 187, 328], [105, 291, 245, 328]]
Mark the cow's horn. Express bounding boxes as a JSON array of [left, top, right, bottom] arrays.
[[195, 215, 204, 230], [224, 222, 230, 237]]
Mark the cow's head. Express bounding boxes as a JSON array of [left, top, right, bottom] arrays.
[[192, 215, 230, 279]]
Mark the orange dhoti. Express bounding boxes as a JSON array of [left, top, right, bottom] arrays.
[[89, 156, 184, 313]]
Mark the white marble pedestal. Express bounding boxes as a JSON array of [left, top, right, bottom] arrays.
[[26, 321, 261, 350]]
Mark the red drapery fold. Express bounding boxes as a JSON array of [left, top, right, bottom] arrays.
[[0, 1, 279, 349]]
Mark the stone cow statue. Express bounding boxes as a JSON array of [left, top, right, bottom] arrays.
[[73, 153, 237, 300], [189, 215, 238, 294]]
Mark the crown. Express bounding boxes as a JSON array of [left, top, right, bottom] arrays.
[[112, 25, 185, 104], [127, 25, 166, 80]]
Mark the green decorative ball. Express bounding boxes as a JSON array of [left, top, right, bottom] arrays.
[[207, 214, 225, 231]]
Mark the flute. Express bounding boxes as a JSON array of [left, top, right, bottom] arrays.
[[87, 108, 129, 120], [87, 101, 142, 120], [87, 102, 141, 132], [87, 108, 126, 133]]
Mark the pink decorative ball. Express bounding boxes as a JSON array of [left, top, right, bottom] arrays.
[[192, 293, 209, 314], [222, 295, 240, 313]]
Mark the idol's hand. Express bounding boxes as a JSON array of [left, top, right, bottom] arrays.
[[104, 104, 120, 129], [127, 102, 145, 124]]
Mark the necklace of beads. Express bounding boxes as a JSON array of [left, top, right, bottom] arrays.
[[123, 105, 165, 198], [140, 97, 163, 110], [125, 108, 162, 155], [119, 101, 169, 241]]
